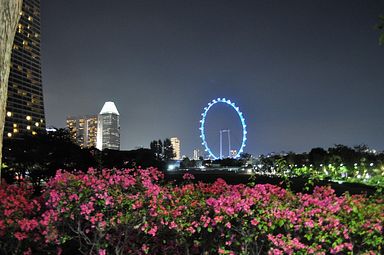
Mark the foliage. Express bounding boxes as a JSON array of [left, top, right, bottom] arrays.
[[2, 129, 96, 189], [150, 138, 174, 161], [0, 182, 43, 254], [0, 168, 383, 254], [256, 145, 384, 188]]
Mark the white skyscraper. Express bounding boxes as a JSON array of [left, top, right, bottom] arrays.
[[170, 137, 181, 160], [193, 149, 201, 160], [96, 102, 120, 151]]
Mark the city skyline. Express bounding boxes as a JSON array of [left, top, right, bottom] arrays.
[[40, 0, 384, 156]]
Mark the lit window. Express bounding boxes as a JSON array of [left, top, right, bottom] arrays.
[[27, 125, 31, 130], [13, 128, 18, 133], [35, 122, 39, 127], [28, 16, 33, 21], [13, 123, 17, 127], [32, 131, 37, 135], [26, 116, 32, 120], [7, 111, 12, 117], [7, 133, 12, 137], [40, 119, 43, 123]]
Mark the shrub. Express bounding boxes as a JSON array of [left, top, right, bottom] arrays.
[[1, 167, 383, 254]]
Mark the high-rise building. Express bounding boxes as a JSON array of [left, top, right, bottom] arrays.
[[96, 102, 120, 151], [193, 149, 201, 160], [66, 115, 98, 148], [4, 0, 45, 139], [170, 137, 181, 160]]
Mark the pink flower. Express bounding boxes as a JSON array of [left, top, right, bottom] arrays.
[[169, 221, 178, 229], [186, 226, 196, 234], [98, 249, 106, 255], [183, 173, 195, 180], [14, 232, 28, 240], [80, 202, 94, 215], [251, 218, 259, 226], [269, 248, 283, 255], [142, 244, 149, 253], [23, 248, 32, 255], [148, 225, 158, 236]]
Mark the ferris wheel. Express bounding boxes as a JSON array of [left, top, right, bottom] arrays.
[[199, 98, 247, 159]]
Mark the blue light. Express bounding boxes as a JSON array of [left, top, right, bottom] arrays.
[[199, 98, 247, 159]]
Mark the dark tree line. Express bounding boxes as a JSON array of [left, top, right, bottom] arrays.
[[150, 138, 174, 161], [2, 129, 96, 190], [2, 129, 168, 190], [258, 144, 384, 171]]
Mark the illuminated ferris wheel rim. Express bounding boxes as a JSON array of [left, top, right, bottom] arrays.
[[199, 98, 247, 159]]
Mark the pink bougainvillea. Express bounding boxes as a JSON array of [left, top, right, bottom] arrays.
[[1, 167, 383, 254]]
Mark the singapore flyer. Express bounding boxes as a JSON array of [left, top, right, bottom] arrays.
[[199, 98, 247, 159]]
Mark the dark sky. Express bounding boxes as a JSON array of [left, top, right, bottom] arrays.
[[41, 0, 384, 157]]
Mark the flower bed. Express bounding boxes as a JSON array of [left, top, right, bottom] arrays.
[[0, 167, 383, 254]]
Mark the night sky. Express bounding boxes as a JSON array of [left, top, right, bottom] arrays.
[[41, 0, 384, 157]]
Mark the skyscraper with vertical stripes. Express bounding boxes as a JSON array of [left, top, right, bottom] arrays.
[[4, 0, 45, 139], [96, 102, 120, 151]]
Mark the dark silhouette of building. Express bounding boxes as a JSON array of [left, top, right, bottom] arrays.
[[4, 0, 45, 139]]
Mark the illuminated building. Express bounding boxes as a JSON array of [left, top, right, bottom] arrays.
[[66, 115, 98, 148], [170, 137, 181, 160], [4, 0, 45, 139], [96, 102, 120, 150], [193, 149, 201, 160]]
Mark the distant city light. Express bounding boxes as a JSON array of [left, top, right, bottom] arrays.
[[168, 165, 176, 171]]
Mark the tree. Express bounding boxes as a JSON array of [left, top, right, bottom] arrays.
[[150, 140, 163, 160], [328, 144, 356, 168], [150, 138, 174, 161], [0, 0, 23, 182], [163, 138, 174, 161], [308, 147, 328, 166], [3, 129, 96, 189]]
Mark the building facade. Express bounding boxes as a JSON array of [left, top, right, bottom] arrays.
[[66, 115, 98, 148], [193, 149, 202, 160], [170, 137, 181, 160], [4, 0, 45, 139], [96, 102, 120, 151]]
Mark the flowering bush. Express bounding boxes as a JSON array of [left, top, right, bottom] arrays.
[[1, 167, 383, 254], [0, 182, 42, 255]]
